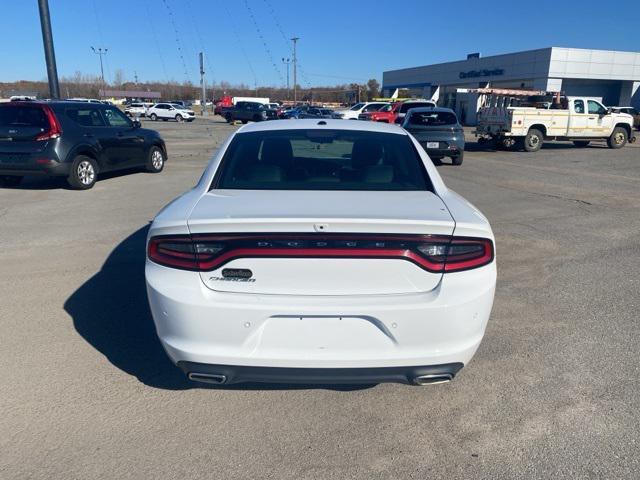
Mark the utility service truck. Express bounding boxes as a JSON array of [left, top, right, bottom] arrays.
[[476, 96, 635, 152]]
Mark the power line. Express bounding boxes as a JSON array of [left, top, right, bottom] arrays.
[[160, 0, 191, 81], [221, 1, 258, 90], [143, 0, 169, 82], [185, 0, 214, 84], [262, 0, 290, 50], [91, 0, 111, 83], [242, 0, 285, 86]]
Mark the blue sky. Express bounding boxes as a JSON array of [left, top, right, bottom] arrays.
[[1, 0, 639, 86]]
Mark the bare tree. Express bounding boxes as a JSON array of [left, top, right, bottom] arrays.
[[113, 69, 125, 87]]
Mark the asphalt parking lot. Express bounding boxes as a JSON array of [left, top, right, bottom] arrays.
[[1, 117, 639, 479]]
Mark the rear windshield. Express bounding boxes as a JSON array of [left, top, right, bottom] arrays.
[[400, 102, 434, 113], [0, 105, 49, 128], [407, 111, 458, 126], [213, 129, 432, 191]]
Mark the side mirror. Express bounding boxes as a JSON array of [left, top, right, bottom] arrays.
[[132, 119, 141, 128]]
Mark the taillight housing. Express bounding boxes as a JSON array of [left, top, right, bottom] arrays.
[[148, 234, 494, 273], [35, 105, 62, 141]]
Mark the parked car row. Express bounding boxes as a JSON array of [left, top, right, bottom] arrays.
[[125, 102, 196, 122]]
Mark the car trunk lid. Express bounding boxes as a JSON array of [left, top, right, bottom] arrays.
[[187, 190, 454, 295]]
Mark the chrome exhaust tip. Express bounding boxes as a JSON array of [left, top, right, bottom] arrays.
[[188, 372, 227, 385], [413, 373, 453, 386]]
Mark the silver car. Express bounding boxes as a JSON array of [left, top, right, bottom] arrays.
[[402, 107, 465, 165]]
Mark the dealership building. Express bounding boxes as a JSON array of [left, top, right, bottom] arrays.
[[382, 47, 640, 124]]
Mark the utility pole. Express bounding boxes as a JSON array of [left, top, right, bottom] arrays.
[[37, 0, 60, 99], [134, 71, 139, 84], [199, 52, 207, 116], [281, 58, 291, 99], [291, 37, 299, 103], [91, 46, 108, 96]]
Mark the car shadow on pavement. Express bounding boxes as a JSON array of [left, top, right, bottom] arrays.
[[64, 225, 373, 392], [1, 169, 148, 191]]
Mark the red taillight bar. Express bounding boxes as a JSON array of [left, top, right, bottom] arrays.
[[35, 105, 62, 141], [147, 234, 494, 273]]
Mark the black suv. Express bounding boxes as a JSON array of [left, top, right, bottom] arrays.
[[0, 101, 167, 189], [224, 101, 277, 124]]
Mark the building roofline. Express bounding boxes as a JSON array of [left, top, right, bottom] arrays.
[[384, 46, 640, 75]]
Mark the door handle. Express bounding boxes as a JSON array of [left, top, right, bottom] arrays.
[[588, 117, 596, 120], [83, 133, 94, 138]]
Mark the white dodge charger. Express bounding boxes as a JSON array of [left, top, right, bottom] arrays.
[[145, 119, 496, 386]]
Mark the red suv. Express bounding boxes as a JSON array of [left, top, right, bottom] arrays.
[[363, 100, 436, 123]]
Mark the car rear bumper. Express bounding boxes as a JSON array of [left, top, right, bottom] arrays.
[[145, 260, 496, 380], [424, 147, 463, 159], [177, 361, 464, 385], [0, 157, 70, 177]]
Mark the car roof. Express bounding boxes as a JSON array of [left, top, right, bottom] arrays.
[[1, 100, 110, 108], [236, 118, 408, 135]]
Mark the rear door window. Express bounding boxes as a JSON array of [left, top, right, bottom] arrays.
[[214, 129, 433, 192], [66, 108, 106, 127]]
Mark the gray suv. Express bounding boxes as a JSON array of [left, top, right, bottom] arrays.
[[402, 107, 465, 165]]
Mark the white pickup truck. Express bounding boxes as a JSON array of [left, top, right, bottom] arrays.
[[476, 97, 636, 152]]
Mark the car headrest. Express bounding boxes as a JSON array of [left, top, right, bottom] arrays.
[[362, 165, 394, 184], [261, 138, 293, 169], [351, 139, 384, 169], [247, 164, 283, 183]]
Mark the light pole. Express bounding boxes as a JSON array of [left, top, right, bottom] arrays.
[[291, 37, 299, 103], [37, 0, 60, 98], [281, 58, 291, 99], [91, 46, 108, 92]]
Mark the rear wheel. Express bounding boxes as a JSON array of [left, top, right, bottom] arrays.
[[523, 129, 543, 152], [607, 127, 627, 149], [573, 140, 590, 147], [67, 155, 97, 190], [146, 146, 165, 173], [0, 175, 23, 187], [225, 113, 233, 123], [149, 113, 158, 121], [451, 151, 464, 166]]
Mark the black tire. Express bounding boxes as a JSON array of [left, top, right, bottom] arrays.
[[67, 155, 98, 190], [607, 127, 627, 149], [175, 114, 183, 122], [225, 113, 233, 123], [0, 175, 23, 187], [146, 146, 165, 173], [149, 113, 158, 121], [573, 140, 590, 147], [523, 129, 543, 152], [451, 151, 464, 166]]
